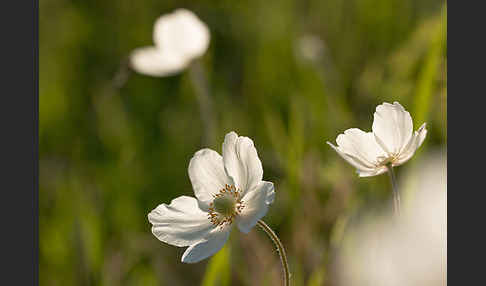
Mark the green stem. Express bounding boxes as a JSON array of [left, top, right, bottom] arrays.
[[386, 164, 401, 216], [188, 60, 216, 147], [257, 220, 290, 286]]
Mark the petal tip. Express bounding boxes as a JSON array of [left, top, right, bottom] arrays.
[[147, 211, 154, 223], [418, 122, 427, 131], [226, 131, 239, 137], [191, 148, 216, 159], [181, 255, 198, 264], [147, 205, 164, 224], [393, 101, 404, 108], [181, 255, 196, 264], [326, 141, 338, 149], [264, 182, 276, 205]]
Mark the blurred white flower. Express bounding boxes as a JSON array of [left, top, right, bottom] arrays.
[[296, 34, 324, 62], [336, 151, 446, 286], [130, 9, 210, 77], [148, 131, 275, 263], [327, 102, 427, 177]]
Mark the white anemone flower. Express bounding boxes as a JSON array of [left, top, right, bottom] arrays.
[[130, 8, 210, 77], [327, 102, 427, 177], [148, 131, 275, 263]]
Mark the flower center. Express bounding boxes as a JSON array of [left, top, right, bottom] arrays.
[[208, 184, 244, 228], [377, 153, 399, 166], [213, 194, 236, 216]]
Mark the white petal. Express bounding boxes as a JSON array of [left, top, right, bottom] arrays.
[[394, 123, 428, 166], [222, 131, 263, 196], [181, 228, 230, 263], [339, 129, 387, 165], [147, 196, 213, 247], [266, 184, 276, 205], [372, 102, 413, 155], [327, 141, 373, 174], [333, 128, 386, 166], [236, 181, 274, 234], [153, 9, 210, 61], [129, 46, 189, 77], [188, 149, 233, 208], [358, 166, 388, 177]]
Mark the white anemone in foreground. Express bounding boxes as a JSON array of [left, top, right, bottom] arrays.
[[336, 152, 446, 286], [148, 131, 275, 263], [327, 102, 427, 177], [130, 8, 210, 77]]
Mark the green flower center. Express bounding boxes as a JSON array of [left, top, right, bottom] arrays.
[[207, 184, 244, 228], [213, 194, 237, 216]]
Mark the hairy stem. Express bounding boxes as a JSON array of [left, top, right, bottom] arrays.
[[257, 220, 290, 286], [386, 164, 401, 216]]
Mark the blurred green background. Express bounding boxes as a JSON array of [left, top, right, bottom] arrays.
[[40, 0, 446, 285]]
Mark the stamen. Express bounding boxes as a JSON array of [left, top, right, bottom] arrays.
[[207, 184, 244, 228]]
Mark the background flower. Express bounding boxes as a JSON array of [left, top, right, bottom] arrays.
[[130, 9, 210, 77], [334, 151, 446, 286], [328, 102, 427, 177]]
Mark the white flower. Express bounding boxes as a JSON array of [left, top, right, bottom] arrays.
[[296, 34, 324, 62], [130, 9, 210, 77], [148, 131, 275, 263], [336, 152, 446, 286], [327, 102, 427, 177]]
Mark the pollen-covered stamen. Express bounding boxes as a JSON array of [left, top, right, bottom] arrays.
[[207, 184, 244, 227]]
